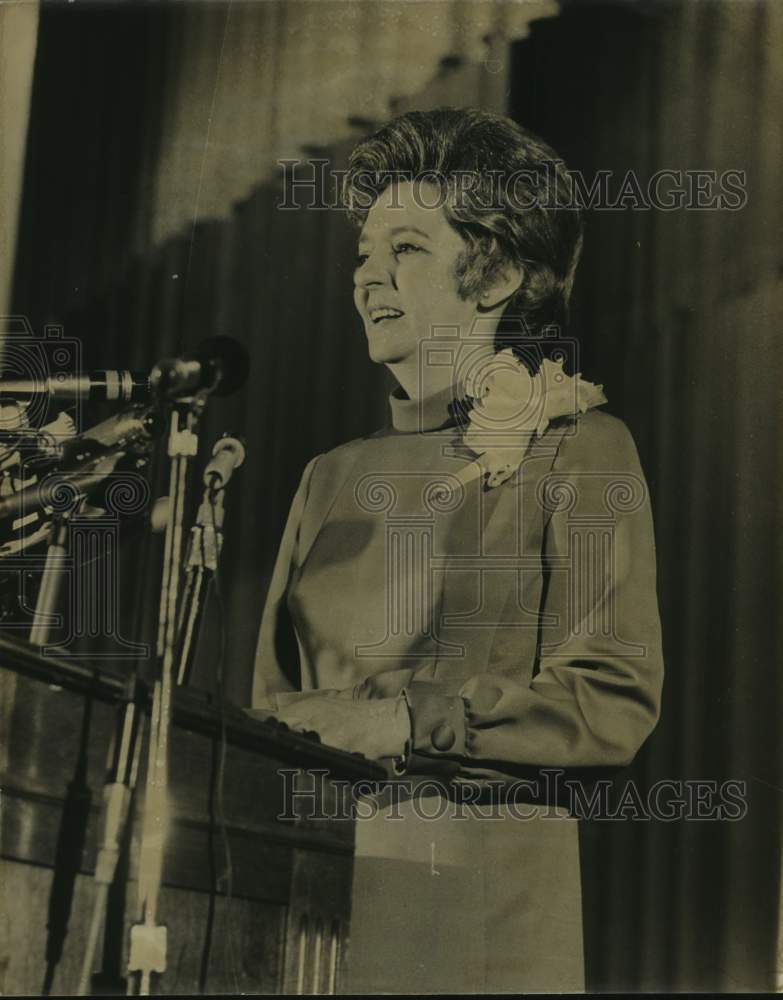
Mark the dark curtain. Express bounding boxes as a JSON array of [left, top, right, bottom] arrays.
[[11, 1, 391, 697], [9, 0, 782, 992], [512, 2, 782, 992]]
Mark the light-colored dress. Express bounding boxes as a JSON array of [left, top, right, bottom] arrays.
[[251, 382, 664, 992]]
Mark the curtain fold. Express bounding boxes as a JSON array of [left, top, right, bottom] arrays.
[[0, 0, 39, 326], [149, 0, 556, 245], [513, 1, 782, 991]]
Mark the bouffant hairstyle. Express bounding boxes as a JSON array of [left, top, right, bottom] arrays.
[[342, 107, 583, 339]]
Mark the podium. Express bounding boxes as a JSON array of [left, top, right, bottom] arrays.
[[0, 638, 384, 995]]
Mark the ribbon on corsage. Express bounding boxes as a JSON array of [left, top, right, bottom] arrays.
[[451, 348, 608, 491]]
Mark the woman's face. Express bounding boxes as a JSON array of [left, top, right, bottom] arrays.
[[353, 180, 481, 368]]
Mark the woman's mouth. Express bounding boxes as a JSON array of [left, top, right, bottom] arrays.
[[369, 307, 405, 324]]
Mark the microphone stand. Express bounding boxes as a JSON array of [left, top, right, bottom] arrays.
[[175, 485, 223, 688], [29, 515, 70, 645], [175, 434, 244, 688], [77, 677, 144, 996], [127, 392, 207, 997], [72, 408, 243, 996], [18, 406, 156, 649], [16, 413, 158, 997], [0, 361, 245, 993], [27, 450, 128, 646], [17, 351, 246, 993]]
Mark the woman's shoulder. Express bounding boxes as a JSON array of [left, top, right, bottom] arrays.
[[305, 432, 380, 480], [548, 408, 643, 473]]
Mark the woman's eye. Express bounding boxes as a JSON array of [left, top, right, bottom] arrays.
[[355, 243, 422, 268]]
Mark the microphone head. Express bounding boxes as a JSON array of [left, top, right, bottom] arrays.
[[194, 336, 250, 397], [211, 433, 246, 462]]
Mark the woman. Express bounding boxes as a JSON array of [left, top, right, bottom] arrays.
[[250, 108, 664, 992]]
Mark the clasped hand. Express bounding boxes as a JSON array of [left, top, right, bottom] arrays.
[[249, 692, 410, 762]]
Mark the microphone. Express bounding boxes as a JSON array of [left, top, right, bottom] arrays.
[[0, 371, 149, 402], [0, 337, 248, 403], [51, 407, 159, 470], [0, 406, 160, 522], [203, 434, 246, 490], [149, 336, 249, 399], [0, 413, 77, 469]]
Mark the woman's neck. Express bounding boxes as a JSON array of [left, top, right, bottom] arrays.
[[386, 330, 499, 401], [386, 359, 458, 402]]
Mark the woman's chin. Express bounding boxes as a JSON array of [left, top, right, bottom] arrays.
[[365, 332, 410, 365]]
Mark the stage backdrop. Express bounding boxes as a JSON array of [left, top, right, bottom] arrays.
[[8, 0, 782, 992]]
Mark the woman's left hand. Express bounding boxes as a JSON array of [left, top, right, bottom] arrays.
[[260, 694, 410, 761]]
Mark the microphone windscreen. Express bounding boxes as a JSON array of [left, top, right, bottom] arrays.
[[194, 336, 250, 397]]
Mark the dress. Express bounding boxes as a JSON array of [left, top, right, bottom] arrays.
[[250, 382, 664, 992]]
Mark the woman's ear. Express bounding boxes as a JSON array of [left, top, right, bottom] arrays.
[[477, 264, 524, 311]]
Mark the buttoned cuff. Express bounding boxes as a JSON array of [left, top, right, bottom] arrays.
[[350, 692, 412, 761], [393, 684, 468, 778], [376, 693, 413, 760]]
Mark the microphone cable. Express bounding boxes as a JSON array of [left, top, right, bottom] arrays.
[[205, 486, 240, 994]]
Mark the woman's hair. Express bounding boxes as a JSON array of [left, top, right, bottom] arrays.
[[343, 107, 583, 339]]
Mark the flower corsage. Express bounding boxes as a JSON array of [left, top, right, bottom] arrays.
[[454, 349, 608, 491]]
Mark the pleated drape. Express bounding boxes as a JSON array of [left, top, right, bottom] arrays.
[[149, 0, 557, 244], [513, 2, 782, 991], [8, 0, 782, 992], [0, 1, 39, 322]]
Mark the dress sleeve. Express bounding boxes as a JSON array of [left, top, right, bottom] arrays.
[[251, 454, 320, 707], [355, 413, 665, 781], [249, 451, 412, 767]]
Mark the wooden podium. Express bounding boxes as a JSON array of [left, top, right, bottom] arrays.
[[0, 637, 384, 995]]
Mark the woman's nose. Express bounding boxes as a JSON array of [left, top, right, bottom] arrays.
[[355, 250, 393, 288]]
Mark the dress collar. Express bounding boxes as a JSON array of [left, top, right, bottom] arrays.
[[389, 381, 468, 433]]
